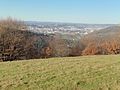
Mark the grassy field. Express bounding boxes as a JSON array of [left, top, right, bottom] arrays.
[[0, 55, 120, 90]]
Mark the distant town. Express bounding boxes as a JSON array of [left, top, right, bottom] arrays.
[[27, 22, 115, 36]]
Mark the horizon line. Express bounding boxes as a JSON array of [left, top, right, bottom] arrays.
[[25, 20, 118, 25]]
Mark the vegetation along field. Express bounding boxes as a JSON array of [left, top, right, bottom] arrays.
[[0, 55, 120, 90]]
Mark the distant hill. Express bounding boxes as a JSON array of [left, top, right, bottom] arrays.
[[81, 26, 120, 55], [91, 25, 120, 36], [83, 26, 120, 41]]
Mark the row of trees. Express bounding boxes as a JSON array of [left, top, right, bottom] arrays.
[[0, 18, 120, 61], [82, 39, 120, 55]]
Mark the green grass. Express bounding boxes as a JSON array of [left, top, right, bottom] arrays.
[[0, 55, 120, 90]]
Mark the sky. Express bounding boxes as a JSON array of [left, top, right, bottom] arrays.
[[0, 0, 120, 24]]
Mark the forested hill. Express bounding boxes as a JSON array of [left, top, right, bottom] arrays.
[[81, 26, 120, 55]]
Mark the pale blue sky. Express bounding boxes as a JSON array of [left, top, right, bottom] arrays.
[[0, 0, 120, 24]]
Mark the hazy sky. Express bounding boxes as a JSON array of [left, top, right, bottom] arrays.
[[0, 0, 120, 24]]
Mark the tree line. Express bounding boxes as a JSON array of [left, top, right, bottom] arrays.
[[0, 18, 120, 61]]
